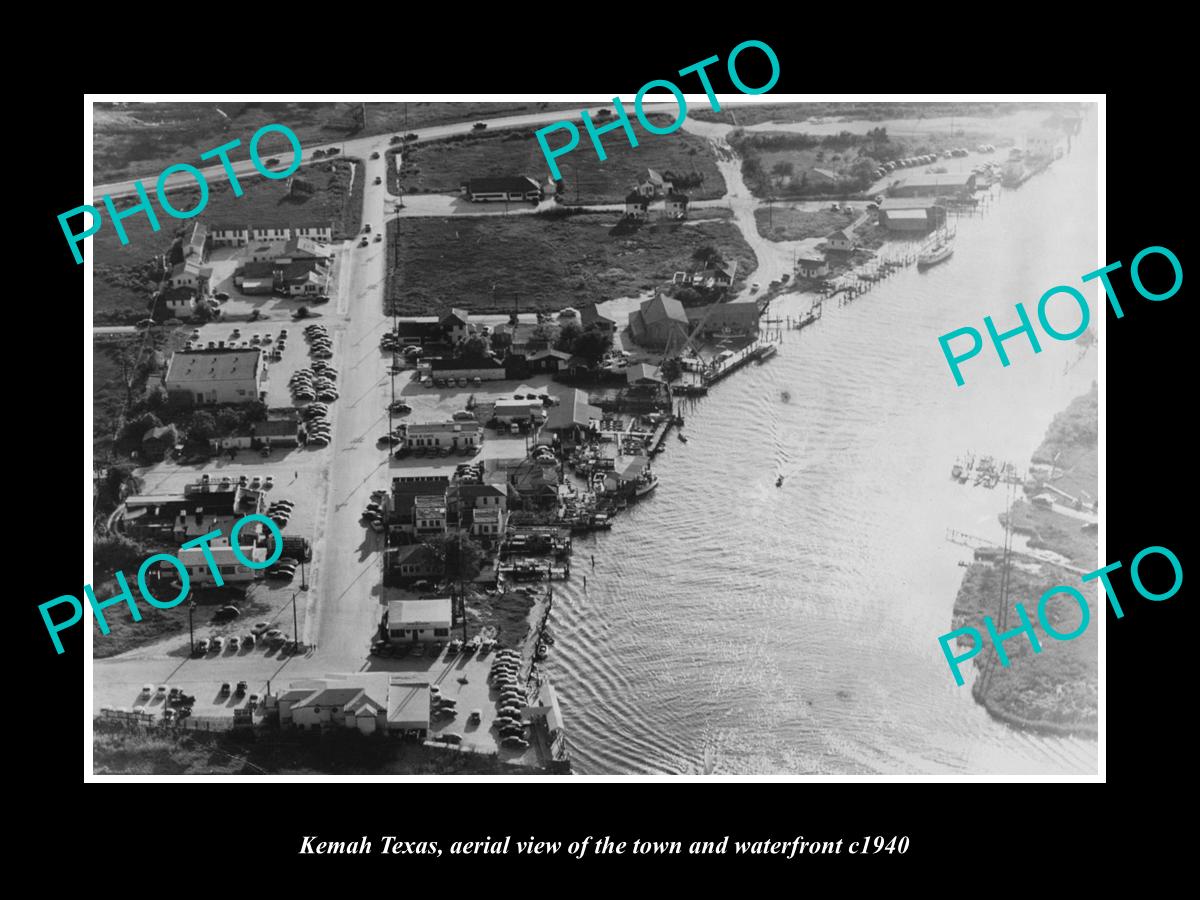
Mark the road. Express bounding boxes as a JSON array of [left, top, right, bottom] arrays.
[[93, 104, 679, 202]]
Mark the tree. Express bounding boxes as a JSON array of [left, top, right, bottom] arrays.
[[692, 245, 724, 269], [554, 322, 582, 353], [462, 336, 487, 357], [424, 532, 484, 583], [531, 323, 555, 344], [771, 161, 794, 177], [187, 410, 218, 443], [490, 330, 513, 355], [94, 532, 154, 577], [571, 326, 612, 365], [121, 411, 161, 443], [216, 408, 242, 434], [660, 357, 682, 382]]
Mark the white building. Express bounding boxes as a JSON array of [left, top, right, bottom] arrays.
[[403, 421, 484, 451], [493, 399, 545, 424], [387, 598, 453, 643], [176, 544, 265, 584], [164, 348, 266, 405]]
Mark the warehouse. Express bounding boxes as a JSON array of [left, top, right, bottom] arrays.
[[878, 198, 948, 232], [889, 172, 976, 198]]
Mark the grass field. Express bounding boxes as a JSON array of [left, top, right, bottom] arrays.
[[391, 119, 725, 204], [93, 719, 539, 774], [92, 160, 360, 325], [753, 207, 854, 242], [385, 210, 756, 316], [94, 101, 581, 183], [692, 101, 1065, 126]]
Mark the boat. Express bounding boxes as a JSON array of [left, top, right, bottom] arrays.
[[535, 642, 549, 660], [918, 238, 954, 269], [757, 344, 777, 362], [677, 432, 688, 443], [776, 475, 784, 488], [951, 458, 964, 480], [634, 474, 659, 497]]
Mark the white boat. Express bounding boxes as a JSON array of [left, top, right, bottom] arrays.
[[918, 240, 954, 270], [634, 475, 659, 497], [757, 344, 777, 362]]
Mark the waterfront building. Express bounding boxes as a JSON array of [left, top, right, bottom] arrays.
[[797, 257, 829, 279], [878, 198, 947, 232], [889, 172, 977, 198], [629, 294, 690, 348], [386, 598, 453, 643]]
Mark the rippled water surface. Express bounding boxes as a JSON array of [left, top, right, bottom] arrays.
[[552, 118, 1100, 775]]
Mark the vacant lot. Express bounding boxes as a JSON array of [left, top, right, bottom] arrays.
[[385, 210, 756, 316], [753, 207, 853, 242], [92, 160, 359, 325], [94, 101, 580, 183], [392, 119, 725, 203]]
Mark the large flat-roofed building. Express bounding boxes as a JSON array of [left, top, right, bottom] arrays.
[[164, 348, 266, 405], [889, 171, 977, 198], [403, 421, 484, 451], [463, 176, 541, 202], [878, 197, 947, 232], [387, 597, 453, 643], [176, 543, 266, 584]]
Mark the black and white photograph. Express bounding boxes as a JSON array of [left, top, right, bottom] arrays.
[[76, 92, 1112, 781]]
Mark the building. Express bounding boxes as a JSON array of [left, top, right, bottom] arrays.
[[209, 412, 300, 451], [413, 495, 447, 536], [279, 680, 388, 734], [633, 168, 672, 198], [185, 222, 209, 261], [628, 294, 690, 348], [796, 256, 829, 279], [826, 230, 855, 253], [161, 286, 197, 319], [889, 172, 977, 198], [580, 303, 616, 334], [387, 598, 453, 643], [164, 348, 266, 405], [463, 176, 541, 202], [279, 261, 328, 297], [275, 236, 333, 265], [210, 224, 250, 248], [428, 355, 506, 382], [675, 261, 738, 290], [169, 258, 212, 291], [664, 191, 689, 219], [624, 191, 650, 219], [685, 299, 759, 336], [386, 543, 442, 584], [442, 308, 471, 343], [386, 678, 430, 736], [209, 222, 332, 248], [807, 167, 840, 186], [176, 543, 266, 584], [233, 261, 276, 295], [626, 362, 665, 386], [471, 506, 507, 543], [455, 482, 509, 513], [493, 399, 545, 425], [543, 389, 601, 443], [393, 316, 443, 346], [526, 349, 571, 374], [877, 198, 947, 232], [403, 421, 484, 452]]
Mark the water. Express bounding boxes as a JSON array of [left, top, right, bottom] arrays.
[[550, 115, 1100, 775]]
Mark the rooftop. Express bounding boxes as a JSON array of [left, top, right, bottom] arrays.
[[388, 597, 452, 626], [165, 348, 262, 385]]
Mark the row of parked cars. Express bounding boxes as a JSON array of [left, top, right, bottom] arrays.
[[489, 649, 530, 750], [305, 324, 334, 360], [301, 402, 332, 446]]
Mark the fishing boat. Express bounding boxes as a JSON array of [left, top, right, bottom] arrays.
[[677, 432, 688, 443], [757, 344, 778, 362], [918, 238, 954, 269], [535, 642, 549, 660], [776, 475, 784, 488], [634, 474, 659, 497], [951, 458, 964, 480]]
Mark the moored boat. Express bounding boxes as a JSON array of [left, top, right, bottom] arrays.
[[634, 474, 659, 497]]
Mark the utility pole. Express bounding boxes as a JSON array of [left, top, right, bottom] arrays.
[[291, 590, 299, 648], [188, 601, 195, 655]]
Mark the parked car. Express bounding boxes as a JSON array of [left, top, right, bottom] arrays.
[[502, 736, 529, 750], [218, 682, 231, 696], [473, 122, 487, 130], [210, 637, 224, 652], [242, 634, 256, 649], [193, 639, 209, 655], [359, 238, 369, 248], [141, 684, 153, 696], [248, 694, 261, 709], [438, 732, 463, 745], [374, 176, 382, 185]]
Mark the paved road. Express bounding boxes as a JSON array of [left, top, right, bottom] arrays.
[[93, 104, 679, 202]]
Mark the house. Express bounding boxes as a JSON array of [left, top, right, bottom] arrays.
[[386, 543, 443, 585], [185, 222, 209, 261], [624, 191, 650, 219], [292, 223, 333, 243], [505, 458, 561, 507], [210, 224, 249, 248], [164, 348, 266, 405], [463, 176, 541, 202], [796, 257, 829, 279], [685, 300, 760, 336], [209, 412, 300, 451], [889, 172, 976, 198], [279, 262, 328, 297], [250, 225, 292, 244], [626, 362, 665, 386], [677, 261, 738, 289], [275, 236, 333, 265], [413, 495, 447, 536], [428, 355, 506, 382], [471, 506, 507, 543], [455, 482, 509, 513], [402, 421, 484, 452], [176, 543, 266, 584], [634, 168, 672, 198], [543, 388, 601, 442], [161, 286, 197, 319], [442, 308, 471, 343], [878, 198, 946, 232], [826, 230, 855, 253], [526, 349, 571, 373], [580, 303, 616, 334], [807, 167, 840, 186], [386, 678, 430, 736], [169, 258, 212, 291], [387, 597, 453, 643], [285, 683, 388, 734], [664, 191, 689, 219], [628, 294, 690, 348], [140, 425, 180, 462]]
